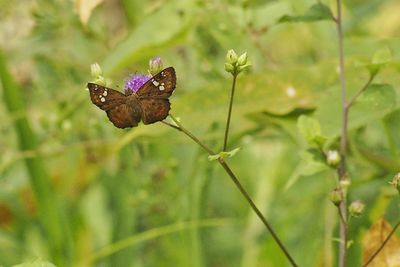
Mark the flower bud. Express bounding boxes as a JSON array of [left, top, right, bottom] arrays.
[[238, 63, 251, 73], [149, 56, 163, 75], [226, 49, 238, 65], [349, 200, 365, 217], [224, 63, 235, 74], [90, 63, 102, 77], [390, 173, 400, 195], [329, 188, 343, 206], [327, 150, 340, 168], [339, 175, 351, 190], [237, 52, 248, 66]]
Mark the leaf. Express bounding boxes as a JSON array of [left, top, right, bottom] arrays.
[[297, 115, 326, 147], [12, 259, 56, 267], [298, 149, 328, 176], [362, 219, 400, 267], [367, 46, 393, 76], [372, 47, 393, 65], [208, 147, 241, 161], [74, 0, 103, 26], [102, 0, 193, 74], [277, 3, 334, 23], [315, 84, 397, 138]]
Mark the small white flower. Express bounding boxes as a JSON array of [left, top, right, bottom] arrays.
[[286, 86, 296, 98]]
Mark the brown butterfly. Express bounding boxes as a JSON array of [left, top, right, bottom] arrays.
[[87, 67, 176, 129]]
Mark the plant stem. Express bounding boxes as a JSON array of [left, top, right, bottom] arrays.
[[346, 73, 375, 109], [335, 0, 348, 266], [168, 115, 214, 155], [223, 72, 238, 151], [166, 114, 298, 267], [362, 221, 400, 267]]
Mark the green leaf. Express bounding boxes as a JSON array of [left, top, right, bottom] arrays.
[[372, 46, 393, 65], [316, 84, 397, 138], [297, 115, 326, 147], [300, 149, 328, 175], [277, 3, 334, 23], [12, 259, 56, 267], [367, 46, 393, 76], [102, 0, 193, 74], [208, 147, 241, 161]]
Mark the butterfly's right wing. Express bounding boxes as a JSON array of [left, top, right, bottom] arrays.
[[138, 98, 171, 125], [136, 67, 176, 98], [87, 83, 126, 111], [135, 67, 176, 124]]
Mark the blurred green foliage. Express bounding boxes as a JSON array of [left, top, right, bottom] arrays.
[[0, 0, 400, 266]]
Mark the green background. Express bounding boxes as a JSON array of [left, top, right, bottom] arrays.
[[0, 0, 399, 266]]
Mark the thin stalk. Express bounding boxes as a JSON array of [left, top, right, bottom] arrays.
[[346, 74, 375, 109], [168, 115, 214, 155], [335, 0, 349, 266], [166, 114, 298, 267], [362, 221, 400, 267], [223, 72, 238, 151]]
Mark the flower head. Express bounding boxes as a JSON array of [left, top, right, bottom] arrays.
[[149, 56, 163, 76], [349, 200, 365, 217], [390, 173, 400, 195], [224, 49, 251, 75], [124, 74, 150, 94], [329, 188, 343, 206], [326, 150, 340, 168]]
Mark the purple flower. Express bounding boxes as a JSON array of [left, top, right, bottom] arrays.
[[124, 74, 150, 94]]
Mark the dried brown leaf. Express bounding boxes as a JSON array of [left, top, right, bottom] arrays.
[[362, 219, 400, 267]]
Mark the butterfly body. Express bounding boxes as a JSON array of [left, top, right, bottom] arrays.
[[87, 67, 176, 128]]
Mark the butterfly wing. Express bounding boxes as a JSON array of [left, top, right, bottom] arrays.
[[139, 98, 171, 125], [106, 103, 142, 128], [136, 67, 176, 98], [135, 67, 176, 124], [87, 83, 141, 129], [87, 83, 126, 111]]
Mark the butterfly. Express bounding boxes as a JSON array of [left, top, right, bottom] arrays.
[[87, 67, 176, 129]]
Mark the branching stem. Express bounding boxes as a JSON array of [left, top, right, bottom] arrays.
[[165, 114, 298, 267], [335, 0, 349, 266]]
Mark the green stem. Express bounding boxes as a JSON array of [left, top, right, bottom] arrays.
[[223, 72, 238, 151], [335, 0, 349, 265], [346, 73, 375, 109], [166, 115, 298, 267], [0, 51, 71, 266]]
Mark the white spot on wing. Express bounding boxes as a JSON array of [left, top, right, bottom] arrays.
[[152, 80, 160, 86], [100, 97, 106, 102], [159, 85, 165, 91], [103, 91, 108, 96]]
